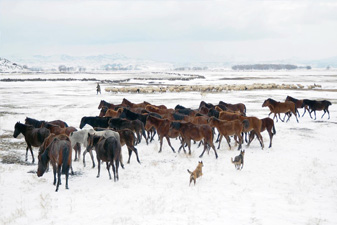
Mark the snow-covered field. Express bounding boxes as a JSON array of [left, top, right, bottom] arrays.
[[0, 70, 336, 225]]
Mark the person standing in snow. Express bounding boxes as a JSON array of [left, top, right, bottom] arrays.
[[96, 83, 101, 94]]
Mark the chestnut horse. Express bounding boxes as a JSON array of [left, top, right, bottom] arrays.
[[302, 99, 332, 120], [13, 122, 50, 163], [218, 111, 264, 149], [248, 117, 276, 148], [144, 115, 179, 153], [170, 122, 218, 159], [208, 117, 249, 150], [262, 98, 299, 123], [86, 134, 121, 181], [37, 135, 72, 192]]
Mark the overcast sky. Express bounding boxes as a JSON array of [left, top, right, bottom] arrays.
[[0, 0, 336, 63]]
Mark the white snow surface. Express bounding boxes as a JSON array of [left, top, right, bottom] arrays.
[[0, 70, 336, 225]]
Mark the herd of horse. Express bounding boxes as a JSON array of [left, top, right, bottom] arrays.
[[12, 96, 331, 191]]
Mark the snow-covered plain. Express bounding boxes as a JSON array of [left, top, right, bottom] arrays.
[[0, 70, 336, 225]]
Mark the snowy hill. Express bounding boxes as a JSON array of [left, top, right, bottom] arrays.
[[0, 57, 26, 72], [10, 54, 173, 72]]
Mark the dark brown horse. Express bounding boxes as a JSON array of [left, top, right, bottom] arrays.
[[37, 135, 72, 192], [122, 98, 150, 109], [98, 100, 124, 110], [170, 122, 218, 159], [13, 122, 50, 163], [302, 99, 332, 120], [25, 117, 69, 128], [285, 96, 304, 117], [248, 117, 276, 148], [262, 98, 299, 123], [86, 134, 121, 181]]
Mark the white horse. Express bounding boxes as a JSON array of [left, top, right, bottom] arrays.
[[69, 129, 121, 168]]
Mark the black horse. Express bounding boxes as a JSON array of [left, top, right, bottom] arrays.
[[302, 100, 332, 119], [13, 122, 50, 163], [79, 116, 111, 129]]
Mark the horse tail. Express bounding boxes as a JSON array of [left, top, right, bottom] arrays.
[[62, 144, 70, 175], [242, 119, 250, 130], [272, 123, 276, 135]]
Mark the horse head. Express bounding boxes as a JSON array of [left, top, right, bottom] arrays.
[[13, 122, 22, 138]]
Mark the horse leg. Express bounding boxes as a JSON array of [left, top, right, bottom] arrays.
[[247, 131, 255, 147], [165, 136, 176, 153], [209, 141, 218, 159], [268, 129, 273, 148], [158, 135, 164, 153], [321, 110, 327, 119], [132, 146, 141, 164], [106, 162, 112, 180], [314, 110, 317, 120], [279, 113, 284, 122], [327, 109, 330, 119], [90, 150, 95, 168], [217, 134, 223, 149], [26, 145, 35, 164], [111, 161, 116, 181], [55, 165, 61, 192], [115, 159, 119, 181], [225, 135, 231, 150], [238, 134, 243, 150], [96, 157, 101, 178], [256, 131, 264, 149], [127, 147, 132, 164], [215, 132, 220, 143]]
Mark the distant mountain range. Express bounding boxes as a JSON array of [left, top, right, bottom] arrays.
[[1, 54, 336, 72]]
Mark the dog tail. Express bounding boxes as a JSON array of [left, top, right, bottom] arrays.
[[187, 169, 192, 174], [231, 157, 234, 164]]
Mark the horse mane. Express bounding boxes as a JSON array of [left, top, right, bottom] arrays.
[[267, 98, 278, 105]]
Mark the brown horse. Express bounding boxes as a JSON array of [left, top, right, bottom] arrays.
[[37, 135, 72, 192], [104, 108, 124, 117], [13, 122, 50, 163], [248, 117, 276, 148], [42, 123, 77, 135], [170, 122, 218, 159], [208, 117, 249, 150], [86, 134, 121, 181], [145, 105, 175, 116], [122, 98, 150, 109], [116, 129, 140, 164], [218, 101, 246, 116], [262, 98, 299, 123], [285, 96, 304, 117], [98, 100, 124, 110], [144, 115, 179, 153], [218, 111, 264, 149]]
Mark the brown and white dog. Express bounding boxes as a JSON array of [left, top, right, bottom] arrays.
[[187, 161, 203, 185]]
